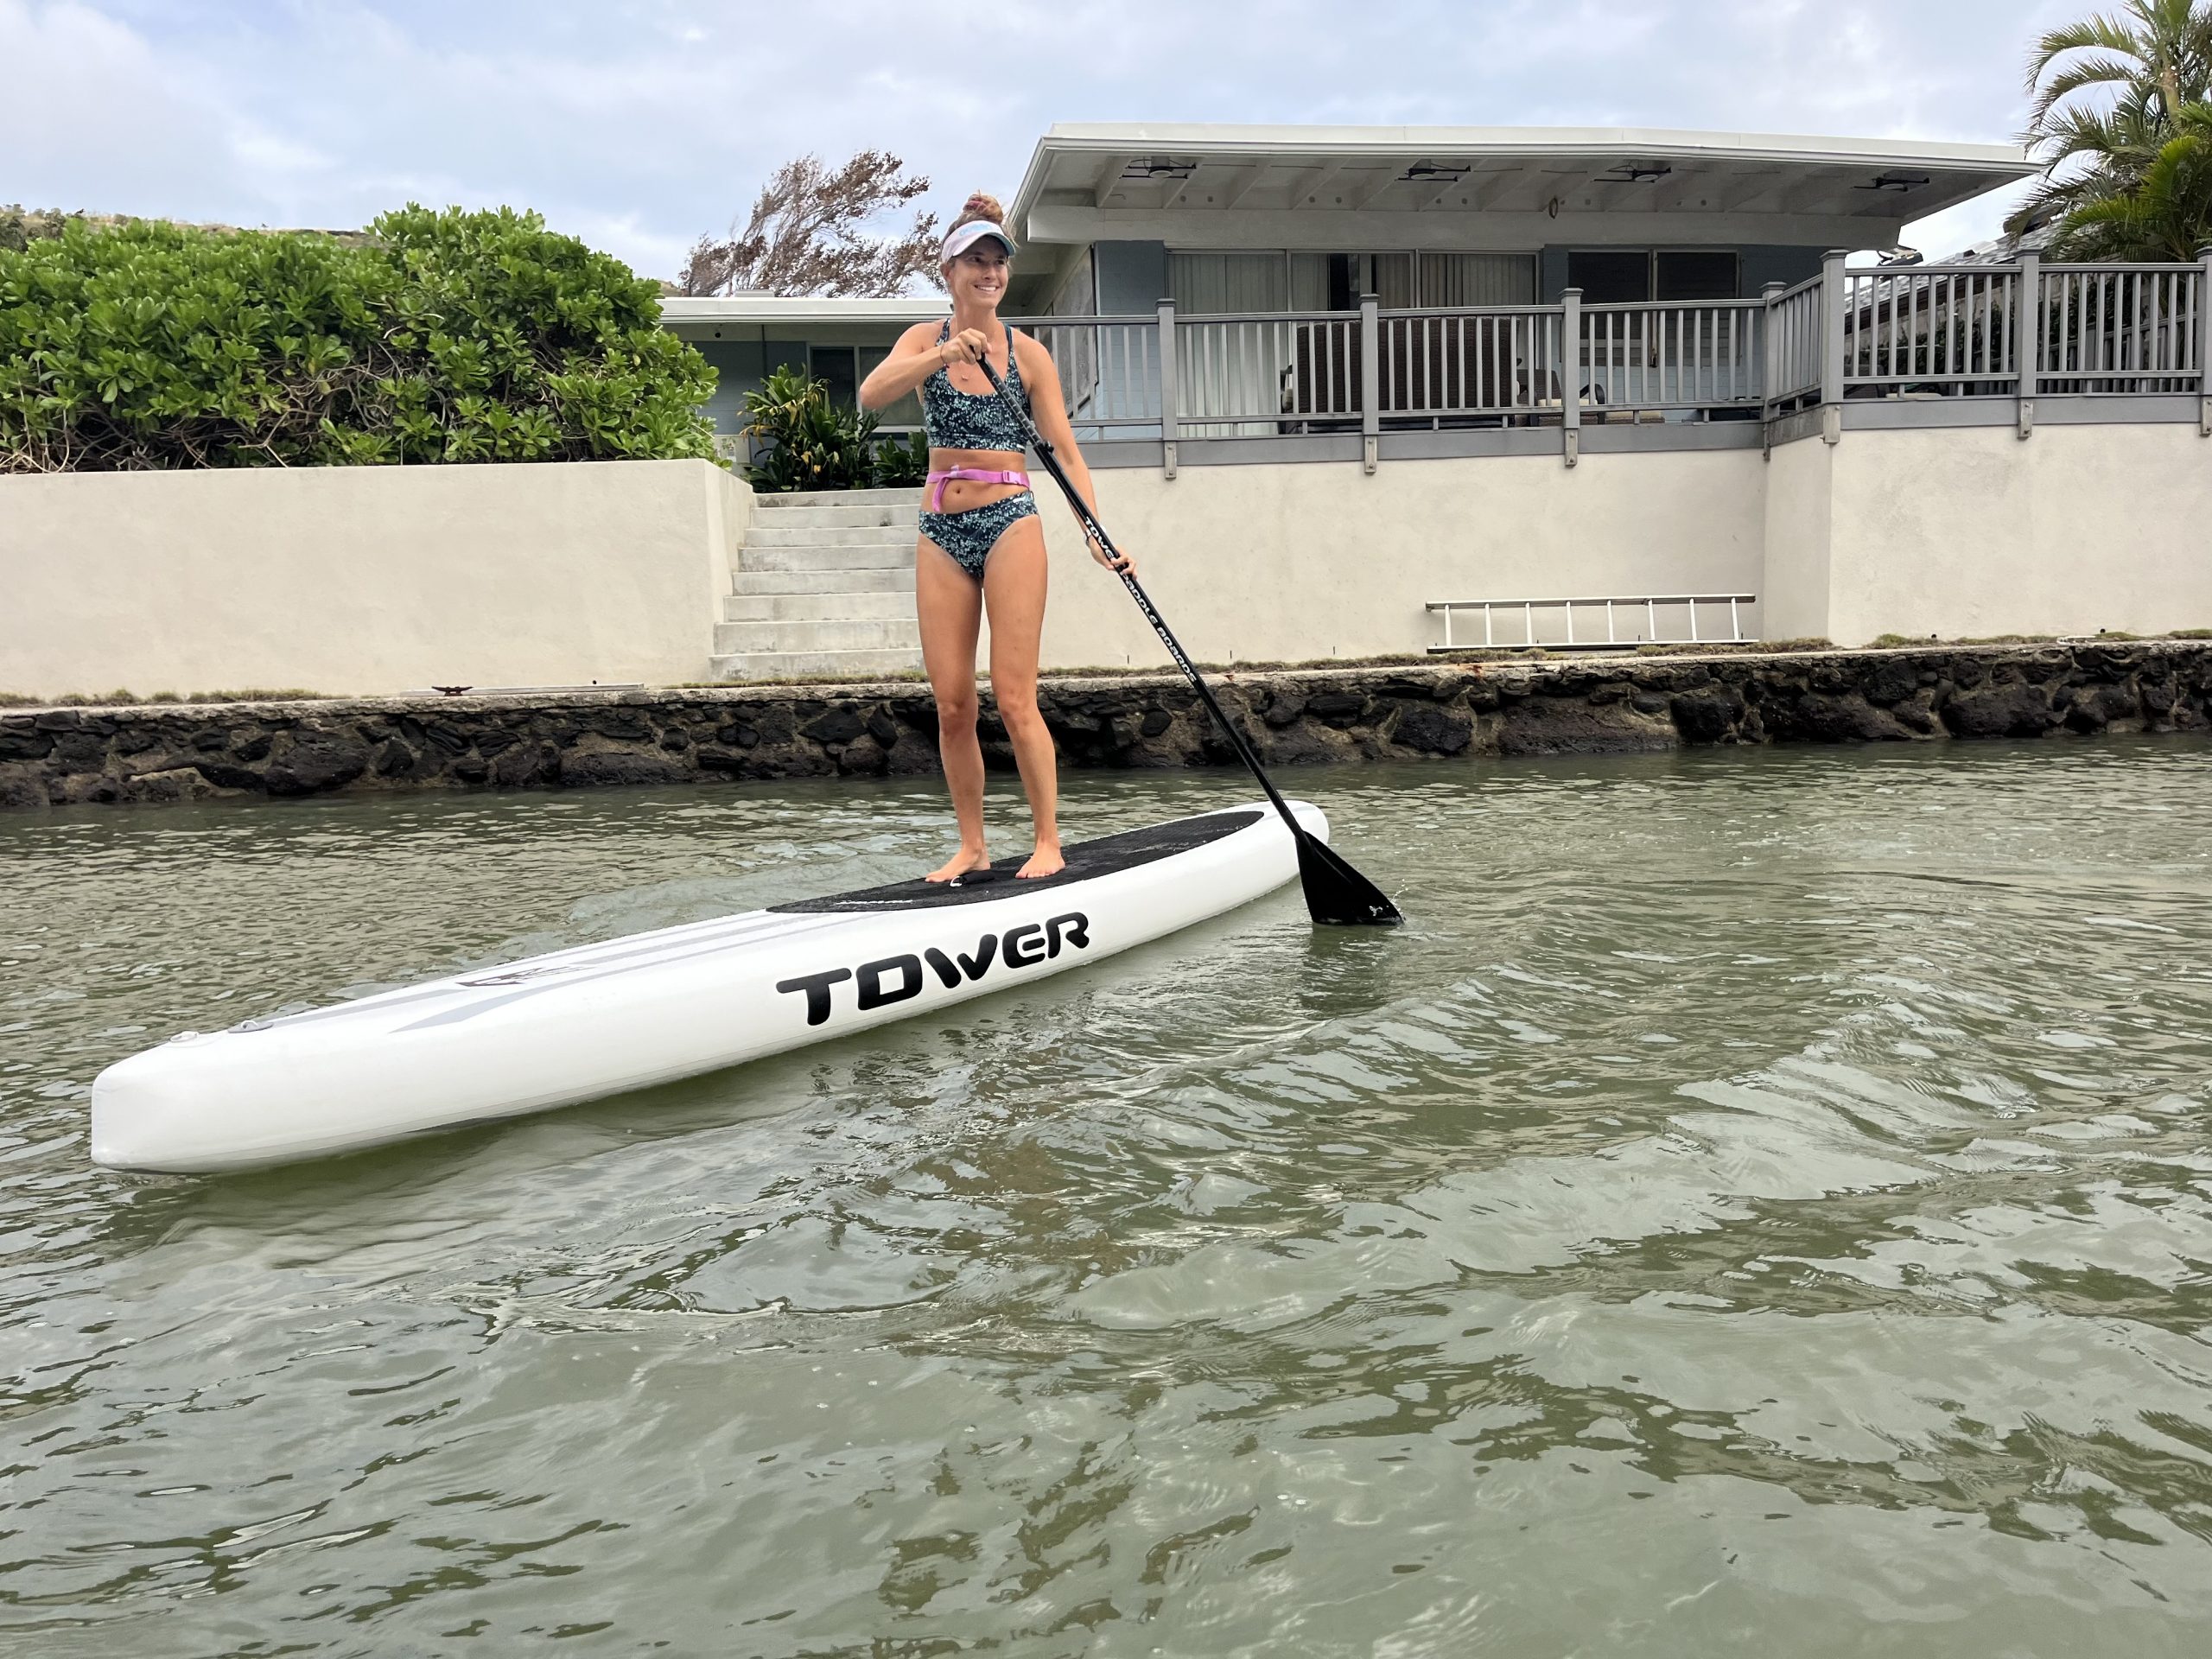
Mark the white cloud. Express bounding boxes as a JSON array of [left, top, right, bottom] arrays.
[[3, 0, 2093, 271]]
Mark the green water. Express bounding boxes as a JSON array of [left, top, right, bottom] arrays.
[[4, 742, 2211, 1656]]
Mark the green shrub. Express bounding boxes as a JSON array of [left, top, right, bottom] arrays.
[[741, 365, 878, 492], [870, 428, 929, 488], [0, 205, 718, 472]]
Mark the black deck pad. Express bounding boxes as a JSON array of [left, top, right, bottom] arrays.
[[772, 809, 1266, 912]]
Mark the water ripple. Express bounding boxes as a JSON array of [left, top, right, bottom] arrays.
[[3, 741, 2211, 1653]]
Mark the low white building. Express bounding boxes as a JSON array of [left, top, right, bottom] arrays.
[[654, 121, 2209, 680]]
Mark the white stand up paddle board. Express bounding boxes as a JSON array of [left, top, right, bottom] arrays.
[[90, 801, 1325, 1173]]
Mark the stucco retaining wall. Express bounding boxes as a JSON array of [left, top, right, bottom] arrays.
[[4, 641, 2204, 811], [1761, 423, 2212, 646], [0, 459, 748, 697], [1028, 448, 1768, 670]]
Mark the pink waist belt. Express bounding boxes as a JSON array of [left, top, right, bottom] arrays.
[[925, 467, 1030, 512]]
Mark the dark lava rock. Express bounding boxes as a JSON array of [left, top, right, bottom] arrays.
[[264, 734, 372, 796], [1390, 702, 1474, 755], [1139, 709, 1174, 738], [802, 705, 866, 747], [586, 709, 652, 742], [836, 736, 889, 775], [1862, 659, 1918, 706], [885, 729, 941, 774], [1306, 690, 1368, 728], [122, 767, 220, 804], [866, 709, 899, 748], [1499, 697, 1675, 756], [1262, 690, 1306, 728], [1943, 681, 2060, 739], [193, 760, 266, 791], [0, 725, 55, 761], [1670, 688, 1746, 744], [51, 732, 110, 770], [558, 745, 691, 788], [1769, 692, 1916, 744], [0, 765, 48, 810], [491, 743, 555, 787], [2066, 683, 2139, 731]]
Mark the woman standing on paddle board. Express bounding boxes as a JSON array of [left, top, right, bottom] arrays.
[[860, 193, 1129, 884]]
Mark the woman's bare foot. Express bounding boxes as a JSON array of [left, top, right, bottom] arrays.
[[1015, 842, 1065, 880], [925, 846, 992, 884]]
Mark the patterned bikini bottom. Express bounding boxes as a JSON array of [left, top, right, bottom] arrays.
[[918, 492, 1039, 581]]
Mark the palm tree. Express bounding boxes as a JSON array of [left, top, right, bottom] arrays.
[[2012, 0, 2212, 249], [2049, 102, 2212, 258]]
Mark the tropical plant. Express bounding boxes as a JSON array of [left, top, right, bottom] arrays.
[[2049, 102, 2212, 257], [741, 365, 879, 492], [869, 428, 930, 488], [678, 150, 941, 297], [0, 206, 718, 473], [2015, 0, 2212, 251]]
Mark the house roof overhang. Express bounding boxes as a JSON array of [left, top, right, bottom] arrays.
[[658, 295, 947, 338], [1005, 123, 2037, 268]]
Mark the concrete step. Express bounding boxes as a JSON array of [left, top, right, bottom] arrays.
[[714, 618, 922, 654], [741, 542, 915, 573], [724, 589, 915, 622], [744, 502, 919, 531], [732, 567, 916, 596], [710, 646, 926, 683], [754, 486, 918, 508], [744, 523, 918, 550]]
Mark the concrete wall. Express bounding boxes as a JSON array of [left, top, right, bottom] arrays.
[[1, 461, 748, 699], [1019, 448, 1769, 670], [10, 423, 2209, 701], [1762, 423, 2212, 646], [1760, 436, 1834, 643]]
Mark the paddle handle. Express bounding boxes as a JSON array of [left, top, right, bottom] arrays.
[[972, 353, 1306, 838]]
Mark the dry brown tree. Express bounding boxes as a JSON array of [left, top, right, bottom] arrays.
[[678, 151, 942, 297]]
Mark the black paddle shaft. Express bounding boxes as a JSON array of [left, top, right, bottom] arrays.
[[969, 346, 1402, 926]]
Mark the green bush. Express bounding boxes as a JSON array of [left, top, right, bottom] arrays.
[[870, 427, 929, 488], [741, 365, 878, 492], [0, 205, 718, 472]]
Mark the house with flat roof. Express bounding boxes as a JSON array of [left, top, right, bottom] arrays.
[[662, 121, 2209, 683], [664, 122, 2034, 445]]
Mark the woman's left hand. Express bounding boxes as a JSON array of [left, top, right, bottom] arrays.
[[1088, 533, 1135, 575]]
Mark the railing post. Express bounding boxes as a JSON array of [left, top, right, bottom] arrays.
[[2017, 251, 2040, 440], [1759, 280, 1783, 440], [1156, 296, 1179, 480], [1560, 286, 1582, 467], [1820, 249, 1847, 445], [2198, 245, 2212, 436], [1358, 291, 1380, 474]]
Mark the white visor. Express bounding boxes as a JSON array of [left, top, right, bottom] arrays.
[[940, 220, 1016, 262]]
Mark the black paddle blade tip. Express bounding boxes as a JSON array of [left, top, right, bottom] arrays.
[[1295, 832, 1404, 926]]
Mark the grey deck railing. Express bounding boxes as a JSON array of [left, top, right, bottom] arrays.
[[1010, 246, 2212, 470]]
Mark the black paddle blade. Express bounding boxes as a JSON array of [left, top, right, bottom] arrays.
[[1294, 830, 1403, 926]]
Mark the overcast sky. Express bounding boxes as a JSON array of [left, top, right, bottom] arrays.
[[6, 0, 2088, 279]]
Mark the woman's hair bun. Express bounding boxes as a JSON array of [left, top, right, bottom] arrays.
[[951, 191, 1006, 229]]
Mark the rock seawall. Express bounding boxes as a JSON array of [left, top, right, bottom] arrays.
[[4, 642, 2207, 810]]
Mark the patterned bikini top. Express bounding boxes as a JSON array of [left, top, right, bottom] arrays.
[[921, 320, 1031, 453]]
